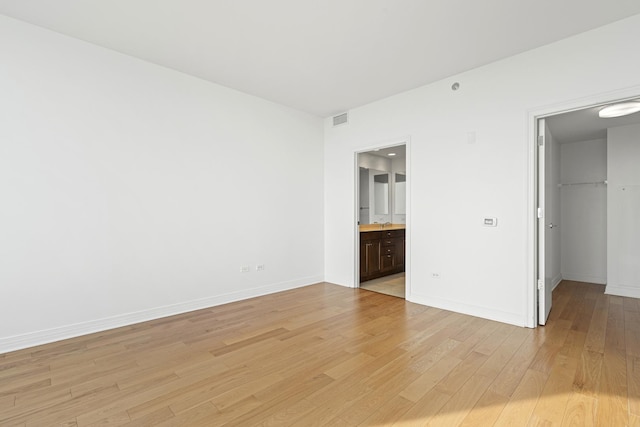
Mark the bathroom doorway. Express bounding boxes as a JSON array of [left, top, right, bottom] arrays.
[[356, 143, 408, 298]]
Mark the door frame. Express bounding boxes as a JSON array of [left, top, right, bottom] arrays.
[[354, 136, 411, 298], [526, 86, 640, 327], [537, 117, 550, 325]]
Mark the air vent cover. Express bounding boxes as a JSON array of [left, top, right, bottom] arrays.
[[333, 112, 348, 127]]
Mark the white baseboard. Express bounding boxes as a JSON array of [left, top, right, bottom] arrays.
[[551, 274, 563, 291], [0, 275, 323, 354], [605, 284, 640, 299], [406, 293, 525, 327], [561, 273, 606, 285]]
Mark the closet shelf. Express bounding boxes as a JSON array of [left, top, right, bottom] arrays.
[[557, 180, 607, 187]]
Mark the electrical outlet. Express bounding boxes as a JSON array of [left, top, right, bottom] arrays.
[[256, 264, 265, 271], [240, 266, 250, 273]]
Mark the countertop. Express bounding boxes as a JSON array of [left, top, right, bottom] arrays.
[[359, 224, 406, 232]]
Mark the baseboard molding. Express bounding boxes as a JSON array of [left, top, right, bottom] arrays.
[[561, 273, 606, 285], [407, 293, 525, 327], [605, 284, 640, 299], [0, 275, 323, 354], [551, 274, 563, 291]]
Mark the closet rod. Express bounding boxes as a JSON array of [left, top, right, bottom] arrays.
[[557, 180, 607, 187]]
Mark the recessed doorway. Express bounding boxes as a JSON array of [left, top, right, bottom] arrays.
[[533, 95, 640, 326], [356, 143, 408, 298]]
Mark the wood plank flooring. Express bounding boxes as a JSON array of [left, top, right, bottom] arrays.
[[1, 280, 638, 426]]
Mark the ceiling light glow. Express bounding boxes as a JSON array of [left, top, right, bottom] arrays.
[[388, 153, 396, 156], [598, 101, 640, 118]]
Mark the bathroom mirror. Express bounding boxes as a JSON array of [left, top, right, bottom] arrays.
[[358, 144, 407, 224], [359, 167, 391, 224], [394, 173, 406, 214], [373, 173, 389, 215]]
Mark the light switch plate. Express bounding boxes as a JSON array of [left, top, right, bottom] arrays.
[[483, 218, 498, 227]]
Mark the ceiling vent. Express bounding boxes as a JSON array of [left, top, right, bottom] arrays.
[[332, 112, 348, 127]]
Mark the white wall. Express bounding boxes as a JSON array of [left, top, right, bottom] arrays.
[[559, 139, 607, 284], [324, 14, 640, 326], [0, 16, 324, 353], [607, 123, 640, 298]]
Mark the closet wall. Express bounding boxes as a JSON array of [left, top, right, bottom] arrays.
[[559, 139, 607, 284], [607, 123, 640, 298]]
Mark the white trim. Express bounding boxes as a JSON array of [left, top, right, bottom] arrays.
[[525, 111, 537, 328], [0, 275, 322, 354], [405, 140, 412, 300], [551, 273, 563, 291], [354, 152, 361, 288], [355, 135, 412, 156], [605, 285, 640, 299], [526, 84, 640, 329], [561, 273, 606, 285], [408, 294, 525, 327]]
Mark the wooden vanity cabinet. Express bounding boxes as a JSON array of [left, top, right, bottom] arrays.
[[380, 235, 396, 273], [360, 229, 405, 282], [360, 231, 381, 282]]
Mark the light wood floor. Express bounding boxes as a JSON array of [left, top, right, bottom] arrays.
[[1, 280, 639, 426]]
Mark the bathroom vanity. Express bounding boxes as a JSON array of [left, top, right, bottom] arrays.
[[359, 225, 405, 283], [357, 149, 406, 284]]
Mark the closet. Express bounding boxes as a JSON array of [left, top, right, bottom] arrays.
[[546, 112, 640, 297]]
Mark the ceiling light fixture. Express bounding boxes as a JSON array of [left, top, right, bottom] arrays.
[[598, 101, 640, 118], [388, 153, 396, 156]]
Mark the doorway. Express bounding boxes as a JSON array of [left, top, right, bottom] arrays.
[[356, 143, 408, 298], [533, 95, 640, 326]]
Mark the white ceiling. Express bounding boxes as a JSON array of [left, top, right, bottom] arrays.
[[368, 144, 407, 160], [2, 1, 640, 117], [546, 100, 640, 144]]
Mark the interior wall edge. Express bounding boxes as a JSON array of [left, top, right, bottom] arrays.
[[0, 275, 323, 355]]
